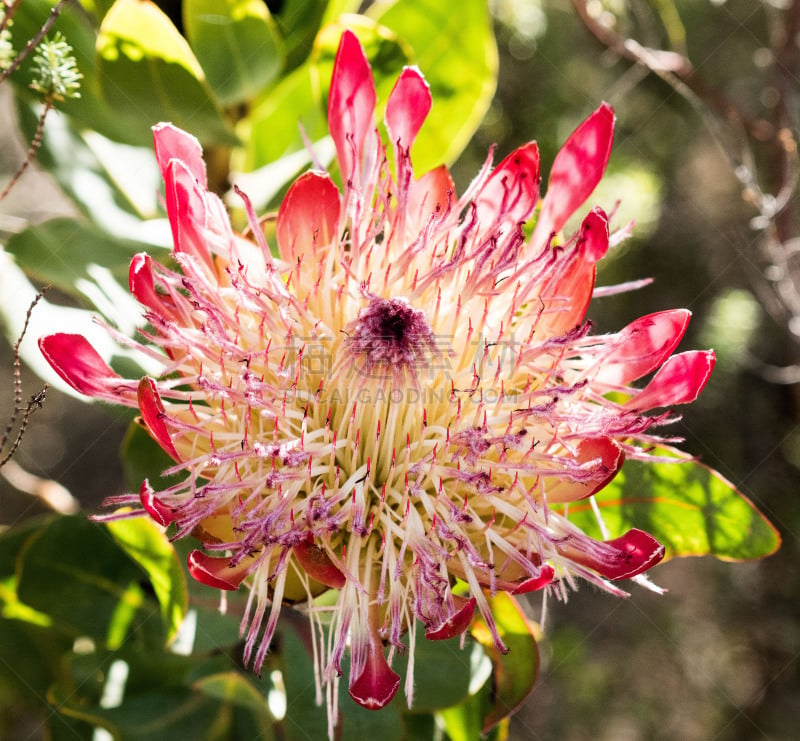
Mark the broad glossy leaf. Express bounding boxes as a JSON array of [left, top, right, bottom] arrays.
[[13, 105, 167, 234], [106, 517, 188, 643], [184, 0, 284, 106], [16, 516, 159, 643], [567, 449, 781, 561], [242, 62, 329, 171], [5, 218, 162, 301], [10, 0, 149, 145], [374, 0, 498, 172], [470, 593, 538, 733], [96, 0, 237, 145], [77, 0, 116, 21], [438, 684, 507, 741], [274, 0, 331, 70]]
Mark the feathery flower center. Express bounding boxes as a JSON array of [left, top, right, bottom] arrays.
[[346, 297, 437, 378]]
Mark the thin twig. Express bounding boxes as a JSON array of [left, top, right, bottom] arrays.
[[0, 387, 47, 468], [0, 97, 52, 201], [0, 0, 70, 86], [0, 288, 49, 464], [0, 1, 22, 35]]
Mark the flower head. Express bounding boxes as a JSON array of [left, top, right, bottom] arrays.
[[40, 30, 714, 725]]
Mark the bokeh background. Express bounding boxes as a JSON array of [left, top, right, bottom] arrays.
[[1, 1, 798, 739]]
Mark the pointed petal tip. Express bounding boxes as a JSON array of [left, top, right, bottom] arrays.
[[329, 28, 377, 183], [386, 65, 432, 152], [276, 171, 340, 261], [532, 101, 616, 244], [510, 565, 556, 594], [626, 349, 716, 410], [139, 480, 176, 526], [39, 333, 125, 399], [292, 538, 346, 589], [187, 550, 249, 591], [425, 597, 477, 640], [137, 377, 180, 460], [348, 649, 401, 710], [152, 122, 206, 186]]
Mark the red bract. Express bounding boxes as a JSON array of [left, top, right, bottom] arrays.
[[40, 30, 715, 731]]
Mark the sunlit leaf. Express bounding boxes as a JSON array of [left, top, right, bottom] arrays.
[[10, 0, 149, 145], [241, 62, 328, 171], [274, 0, 331, 70], [469, 593, 538, 733], [184, 0, 284, 106], [106, 517, 188, 643], [566, 448, 781, 561], [16, 517, 159, 643], [5, 218, 161, 301], [96, 0, 237, 145], [373, 0, 498, 172], [276, 615, 330, 740], [13, 106, 167, 235]]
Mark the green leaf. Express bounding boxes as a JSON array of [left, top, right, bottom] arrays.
[[278, 615, 335, 740], [469, 593, 538, 733], [0, 516, 51, 581], [374, 0, 498, 172], [5, 218, 162, 301], [50, 685, 238, 740], [121, 421, 180, 493], [15, 516, 160, 643], [566, 449, 781, 561], [242, 62, 329, 171], [193, 672, 276, 738], [278, 614, 405, 741], [106, 517, 188, 643], [10, 0, 153, 146], [184, 0, 284, 107], [393, 623, 475, 712], [0, 617, 72, 702], [13, 103, 166, 230], [77, 0, 116, 21], [96, 0, 237, 145], [273, 0, 331, 70], [50, 649, 271, 739]]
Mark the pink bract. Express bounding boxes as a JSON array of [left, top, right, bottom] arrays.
[[40, 29, 714, 730]]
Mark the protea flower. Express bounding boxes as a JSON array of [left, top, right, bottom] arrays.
[[40, 30, 714, 723]]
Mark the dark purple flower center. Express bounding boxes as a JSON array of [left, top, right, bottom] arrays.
[[346, 297, 437, 377]]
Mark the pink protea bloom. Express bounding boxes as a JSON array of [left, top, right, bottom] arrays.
[[40, 30, 714, 724]]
